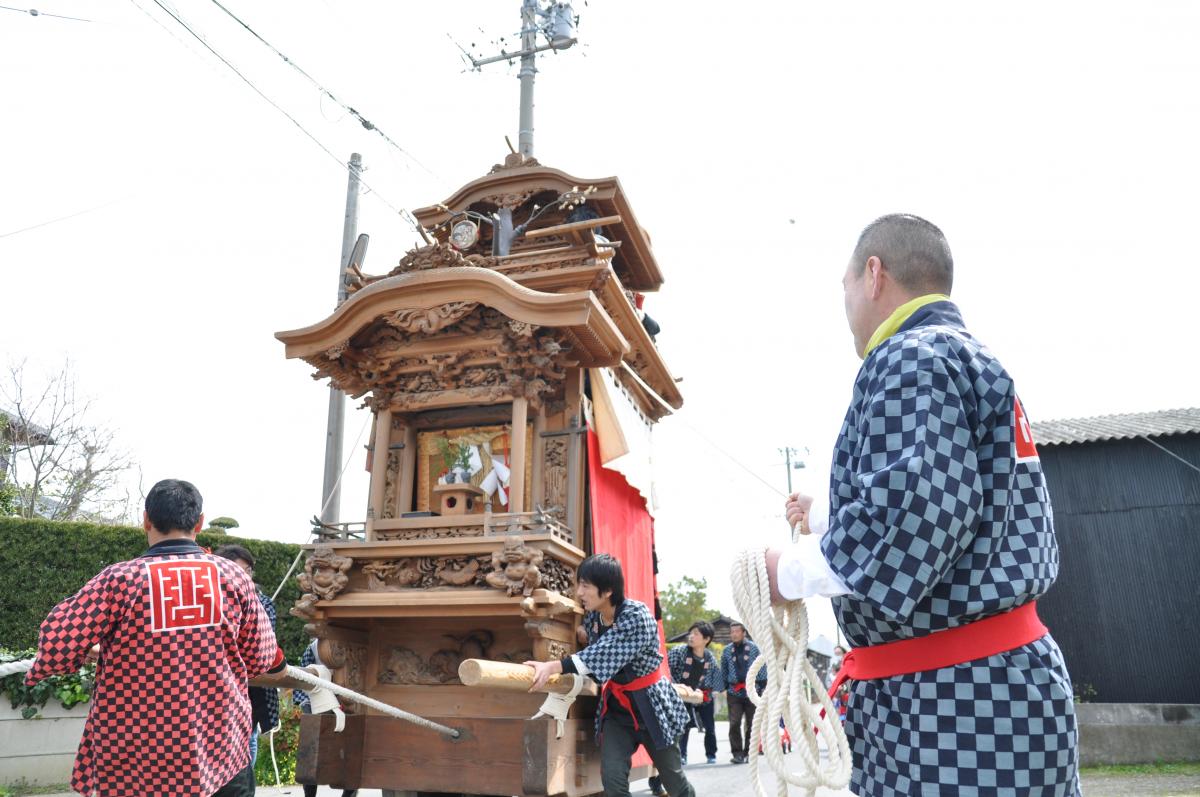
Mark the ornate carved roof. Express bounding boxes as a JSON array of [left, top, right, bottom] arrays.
[[276, 267, 628, 409], [413, 164, 664, 292]]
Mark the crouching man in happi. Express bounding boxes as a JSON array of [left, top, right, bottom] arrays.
[[25, 479, 287, 797], [526, 553, 695, 797]]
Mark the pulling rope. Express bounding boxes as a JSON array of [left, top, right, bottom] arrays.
[[281, 665, 460, 739], [730, 529, 852, 797], [0, 659, 32, 679], [0, 657, 460, 740]]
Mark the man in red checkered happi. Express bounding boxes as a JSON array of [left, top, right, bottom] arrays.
[[26, 479, 287, 796]]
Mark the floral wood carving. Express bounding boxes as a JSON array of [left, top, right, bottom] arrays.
[[360, 556, 492, 590], [376, 526, 484, 542], [378, 630, 494, 686], [539, 558, 575, 595], [543, 437, 568, 515], [484, 535, 544, 597], [291, 545, 353, 619], [385, 302, 479, 334]]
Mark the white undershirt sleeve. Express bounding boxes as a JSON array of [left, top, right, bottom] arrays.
[[570, 654, 591, 676], [808, 492, 831, 537], [777, 533, 852, 599]]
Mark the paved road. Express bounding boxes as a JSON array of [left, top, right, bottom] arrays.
[[256, 721, 854, 797]]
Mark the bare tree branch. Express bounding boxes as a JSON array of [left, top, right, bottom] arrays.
[[1, 360, 136, 522]]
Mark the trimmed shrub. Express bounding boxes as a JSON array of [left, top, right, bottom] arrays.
[[0, 516, 308, 662]]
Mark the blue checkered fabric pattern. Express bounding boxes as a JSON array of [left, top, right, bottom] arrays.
[[251, 588, 280, 733], [720, 640, 766, 697], [819, 301, 1080, 796], [578, 599, 689, 746], [293, 639, 318, 711], [667, 645, 723, 691]]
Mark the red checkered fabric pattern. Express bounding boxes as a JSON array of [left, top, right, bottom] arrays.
[[26, 548, 279, 796]]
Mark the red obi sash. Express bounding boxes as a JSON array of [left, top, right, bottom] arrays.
[[827, 601, 1047, 700], [601, 670, 663, 731], [701, 688, 712, 703], [731, 681, 746, 694]]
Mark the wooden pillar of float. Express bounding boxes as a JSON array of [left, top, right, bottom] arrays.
[[397, 419, 417, 515], [531, 406, 546, 512], [564, 368, 586, 545], [365, 407, 393, 540], [509, 396, 529, 514]]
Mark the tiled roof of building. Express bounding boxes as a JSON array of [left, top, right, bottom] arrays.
[[1032, 407, 1200, 446]]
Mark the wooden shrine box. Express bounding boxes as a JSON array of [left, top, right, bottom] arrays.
[[275, 155, 683, 796]]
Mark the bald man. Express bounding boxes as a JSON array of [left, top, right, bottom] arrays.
[[765, 215, 1080, 797]]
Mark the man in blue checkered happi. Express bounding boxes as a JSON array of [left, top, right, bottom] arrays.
[[526, 554, 694, 797], [765, 215, 1080, 796]]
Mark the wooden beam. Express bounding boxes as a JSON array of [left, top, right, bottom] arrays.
[[366, 408, 392, 540], [458, 659, 598, 697], [509, 397, 529, 514], [398, 420, 417, 514], [564, 369, 585, 543], [531, 405, 546, 511], [457, 659, 703, 704], [297, 713, 364, 787], [522, 214, 623, 240]]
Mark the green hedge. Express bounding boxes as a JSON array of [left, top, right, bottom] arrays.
[[0, 517, 308, 662]]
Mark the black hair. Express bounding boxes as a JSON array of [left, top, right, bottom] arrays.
[[214, 544, 255, 569], [688, 621, 715, 644], [145, 479, 203, 534], [851, 213, 954, 295], [577, 553, 625, 607]]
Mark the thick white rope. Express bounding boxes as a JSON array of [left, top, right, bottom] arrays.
[[0, 659, 32, 679], [0, 657, 459, 740], [281, 665, 460, 738], [730, 541, 852, 797]]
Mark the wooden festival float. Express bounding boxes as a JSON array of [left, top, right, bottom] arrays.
[[273, 151, 689, 796]]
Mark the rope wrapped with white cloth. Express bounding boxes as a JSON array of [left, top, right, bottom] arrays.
[[0, 657, 460, 739], [730, 537, 852, 797]]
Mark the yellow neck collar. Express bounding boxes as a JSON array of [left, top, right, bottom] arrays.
[[862, 294, 951, 359]]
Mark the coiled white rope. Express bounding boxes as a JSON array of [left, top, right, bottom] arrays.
[[0, 657, 459, 740], [731, 542, 852, 797]]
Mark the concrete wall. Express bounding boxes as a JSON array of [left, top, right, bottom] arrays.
[[1077, 703, 1200, 767], [0, 702, 85, 786]]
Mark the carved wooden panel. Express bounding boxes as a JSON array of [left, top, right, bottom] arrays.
[[369, 618, 533, 688], [542, 437, 568, 515]]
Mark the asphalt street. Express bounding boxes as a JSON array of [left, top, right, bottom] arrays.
[[255, 720, 855, 797]]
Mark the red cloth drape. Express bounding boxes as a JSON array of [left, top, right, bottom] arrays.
[[586, 428, 665, 769]]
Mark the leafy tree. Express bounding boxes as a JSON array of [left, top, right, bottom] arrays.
[[660, 575, 719, 640], [0, 476, 17, 515], [206, 516, 240, 534]]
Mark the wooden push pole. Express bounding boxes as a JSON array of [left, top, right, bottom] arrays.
[[457, 659, 704, 704]]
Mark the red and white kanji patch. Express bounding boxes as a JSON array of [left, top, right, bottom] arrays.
[[145, 559, 223, 632], [1013, 396, 1040, 463]]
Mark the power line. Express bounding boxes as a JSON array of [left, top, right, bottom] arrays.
[[0, 4, 91, 22], [205, 0, 436, 179], [134, 0, 427, 236], [0, 199, 124, 239]]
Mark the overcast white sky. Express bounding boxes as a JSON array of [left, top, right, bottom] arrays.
[[2, 1, 1197, 642]]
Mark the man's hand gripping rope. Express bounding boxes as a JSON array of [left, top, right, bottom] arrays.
[[730, 524, 852, 797]]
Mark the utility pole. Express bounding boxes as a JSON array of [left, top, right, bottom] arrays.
[[780, 447, 805, 495], [517, 0, 538, 157], [466, 2, 578, 160], [320, 152, 362, 525]]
